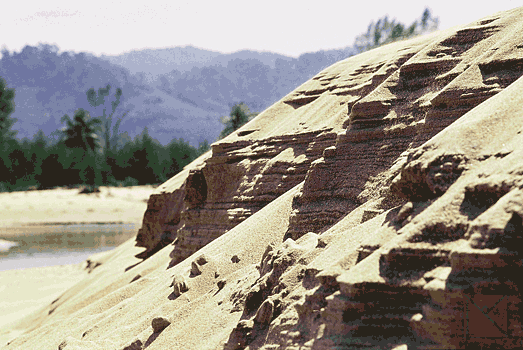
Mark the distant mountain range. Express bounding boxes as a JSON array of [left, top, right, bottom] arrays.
[[101, 46, 294, 76], [0, 43, 354, 146]]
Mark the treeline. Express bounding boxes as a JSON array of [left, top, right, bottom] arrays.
[[0, 78, 257, 193], [0, 80, 210, 192], [0, 127, 209, 192], [354, 8, 439, 53]]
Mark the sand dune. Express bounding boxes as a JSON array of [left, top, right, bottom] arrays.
[[3, 7, 523, 350]]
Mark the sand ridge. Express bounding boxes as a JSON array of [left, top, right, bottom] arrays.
[[3, 6, 523, 350]]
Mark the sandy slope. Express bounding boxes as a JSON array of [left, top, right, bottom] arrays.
[[3, 6, 523, 350]]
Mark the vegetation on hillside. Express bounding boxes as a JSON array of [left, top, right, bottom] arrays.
[[0, 82, 210, 192], [354, 8, 439, 53], [0, 77, 16, 146]]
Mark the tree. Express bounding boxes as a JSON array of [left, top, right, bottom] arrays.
[[60, 109, 101, 190], [28, 130, 48, 186], [7, 148, 32, 185], [163, 138, 199, 178], [127, 127, 163, 185], [86, 84, 130, 184], [219, 103, 258, 139], [420, 8, 439, 33], [197, 139, 210, 155], [61, 109, 101, 151], [86, 84, 128, 157], [0, 76, 17, 190], [36, 153, 81, 189], [0, 76, 16, 147], [354, 7, 439, 53]]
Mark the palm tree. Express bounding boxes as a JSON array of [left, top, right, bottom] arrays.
[[60, 109, 101, 192], [61, 109, 101, 151]]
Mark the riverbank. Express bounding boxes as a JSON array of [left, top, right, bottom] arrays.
[[0, 186, 153, 269], [0, 185, 155, 229], [0, 186, 154, 344]]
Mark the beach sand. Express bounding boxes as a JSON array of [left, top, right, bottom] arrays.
[[0, 263, 88, 345], [0, 185, 155, 228], [0, 185, 155, 345]]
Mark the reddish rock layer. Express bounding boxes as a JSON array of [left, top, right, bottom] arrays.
[[170, 129, 338, 264], [134, 168, 191, 258]]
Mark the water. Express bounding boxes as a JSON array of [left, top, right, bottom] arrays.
[[0, 223, 139, 271], [0, 247, 115, 271]]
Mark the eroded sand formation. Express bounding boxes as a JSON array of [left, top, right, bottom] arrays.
[[4, 7, 523, 349]]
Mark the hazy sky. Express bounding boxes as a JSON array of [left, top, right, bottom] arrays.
[[2, 1, 521, 57]]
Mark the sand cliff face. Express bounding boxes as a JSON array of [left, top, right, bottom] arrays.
[[5, 7, 523, 350], [138, 6, 523, 258]]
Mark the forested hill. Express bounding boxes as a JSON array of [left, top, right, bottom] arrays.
[[101, 46, 353, 78], [0, 44, 353, 146]]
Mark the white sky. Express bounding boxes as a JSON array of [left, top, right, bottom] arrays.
[[2, 1, 521, 58]]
